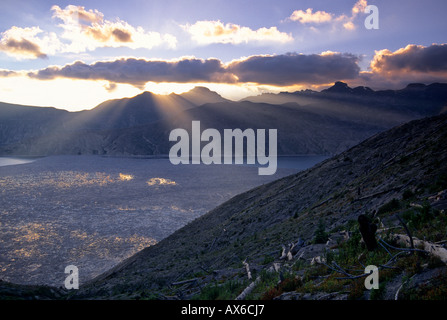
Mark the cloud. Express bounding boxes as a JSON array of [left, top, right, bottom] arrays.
[[51, 5, 177, 52], [182, 20, 293, 45], [370, 44, 447, 74], [51, 4, 104, 25], [0, 5, 177, 59], [287, 8, 333, 24], [227, 52, 361, 86], [355, 44, 447, 88], [342, 21, 356, 30], [0, 26, 61, 59], [0, 69, 19, 77], [287, 0, 369, 31], [352, 0, 368, 16], [27, 57, 236, 87], [26, 52, 361, 88], [103, 82, 118, 92]]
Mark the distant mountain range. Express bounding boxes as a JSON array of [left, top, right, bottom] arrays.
[[1, 82, 446, 156]]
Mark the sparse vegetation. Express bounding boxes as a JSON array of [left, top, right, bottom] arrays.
[[193, 279, 248, 300], [378, 198, 401, 215], [313, 220, 329, 244]]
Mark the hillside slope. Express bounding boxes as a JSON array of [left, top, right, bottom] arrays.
[[72, 112, 447, 300]]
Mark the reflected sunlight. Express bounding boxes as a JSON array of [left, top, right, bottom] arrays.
[[146, 177, 177, 186], [118, 173, 134, 181]]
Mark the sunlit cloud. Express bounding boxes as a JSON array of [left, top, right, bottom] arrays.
[[51, 5, 177, 52], [0, 5, 177, 60], [352, 0, 368, 16], [342, 21, 356, 30], [287, 8, 333, 24], [51, 4, 104, 25], [357, 43, 447, 88], [370, 44, 447, 74], [287, 0, 369, 31], [0, 26, 62, 60], [182, 20, 293, 45]]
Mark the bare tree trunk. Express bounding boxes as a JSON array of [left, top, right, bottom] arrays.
[[242, 259, 252, 280], [235, 277, 260, 300]]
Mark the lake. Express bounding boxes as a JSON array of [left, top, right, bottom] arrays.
[[0, 155, 328, 286]]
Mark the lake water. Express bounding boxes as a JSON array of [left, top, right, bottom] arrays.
[[0, 155, 328, 286]]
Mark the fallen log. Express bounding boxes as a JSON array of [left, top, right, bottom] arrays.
[[171, 278, 199, 286], [235, 276, 261, 300], [392, 234, 447, 264]]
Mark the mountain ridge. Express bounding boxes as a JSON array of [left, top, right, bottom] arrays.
[[1, 82, 446, 157]]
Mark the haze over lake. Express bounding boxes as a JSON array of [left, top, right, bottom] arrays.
[[0, 157, 37, 167], [0, 155, 327, 286]]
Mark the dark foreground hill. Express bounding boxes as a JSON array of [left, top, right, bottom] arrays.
[[60, 111, 447, 300]]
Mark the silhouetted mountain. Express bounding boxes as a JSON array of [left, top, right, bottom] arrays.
[[0, 87, 228, 153], [1, 83, 446, 156], [0, 99, 385, 156], [321, 81, 354, 94], [244, 82, 447, 119], [96, 100, 385, 156], [71, 86, 229, 131], [0, 102, 71, 146], [176, 86, 229, 105]]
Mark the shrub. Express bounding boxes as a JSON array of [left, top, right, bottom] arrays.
[[377, 198, 401, 215], [313, 220, 329, 244], [402, 189, 415, 200]]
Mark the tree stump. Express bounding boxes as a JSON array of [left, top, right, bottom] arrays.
[[358, 214, 378, 251]]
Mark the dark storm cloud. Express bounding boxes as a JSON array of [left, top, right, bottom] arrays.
[[28, 57, 234, 86], [227, 52, 361, 85]]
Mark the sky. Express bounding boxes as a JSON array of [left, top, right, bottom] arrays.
[[0, 0, 446, 111]]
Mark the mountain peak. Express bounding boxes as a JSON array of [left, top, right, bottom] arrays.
[[180, 86, 228, 105], [134, 91, 155, 99], [404, 83, 427, 90], [189, 86, 213, 94], [322, 81, 353, 94]]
